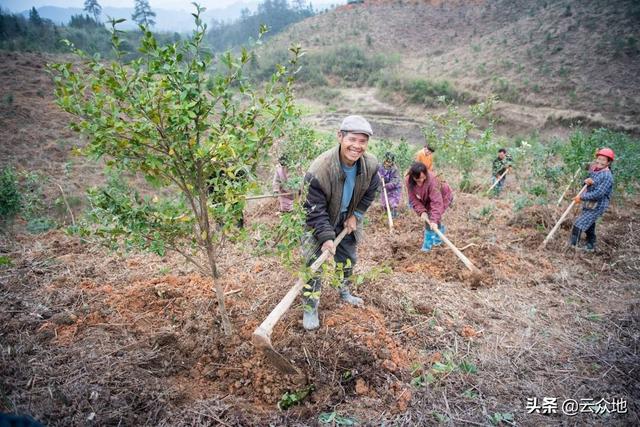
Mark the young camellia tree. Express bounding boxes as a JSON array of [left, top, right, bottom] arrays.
[[423, 95, 498, 192], [50, 5, 300, 335]]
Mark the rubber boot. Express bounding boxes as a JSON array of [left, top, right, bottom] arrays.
[[432, 224, 445, 246], [421, 229, 435, 252], [302, 278, 321, 331], [584, 232, 595, 252], [568, 226, 581, 248], [391, 208, 398, 219], [583, 224, 596, 252], [339, 284, 363, 306]]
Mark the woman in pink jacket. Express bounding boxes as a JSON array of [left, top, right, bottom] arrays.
[[406, 162, 453, 252], [272, 156, 294, 212]]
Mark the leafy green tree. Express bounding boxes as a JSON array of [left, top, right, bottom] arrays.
[[51, 5, 300, 335], [83, 0, 102, 22], [132, 0, 156, 27], [423, 96, 498, 192]]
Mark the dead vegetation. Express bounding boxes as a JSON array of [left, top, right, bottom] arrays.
[[1, 50, 639, 426], [271, 0, 640, 132], [1, 192, 638, 425]]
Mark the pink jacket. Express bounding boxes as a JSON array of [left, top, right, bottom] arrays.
[[406, 172, 452, 224], [272, 165, 294, 212]]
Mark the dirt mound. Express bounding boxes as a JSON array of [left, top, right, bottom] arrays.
[[508, 204, 558, 229], [18, 252, 418, 422]]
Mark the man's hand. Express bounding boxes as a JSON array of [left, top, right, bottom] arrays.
[[585, 178, 594, 186], [428, 221, 438, 231], [321, 240, 335, 255], [573, 195, 581, 204], [344, 215, 357, 234]]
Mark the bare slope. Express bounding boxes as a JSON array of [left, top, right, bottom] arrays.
[[270, 0, 640, 126], [0, 51, 639, 426]]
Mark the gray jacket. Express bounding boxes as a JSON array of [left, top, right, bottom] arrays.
[[303, 145, 380, 245]]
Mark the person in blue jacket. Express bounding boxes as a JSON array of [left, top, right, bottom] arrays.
[[569, 147, 615, 252]]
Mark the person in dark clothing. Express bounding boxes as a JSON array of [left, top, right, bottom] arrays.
[[301, 115, 380, 331], [491, 148, 513, 196]]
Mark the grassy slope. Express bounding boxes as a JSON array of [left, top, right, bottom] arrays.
[[266, 0, 640, 126]]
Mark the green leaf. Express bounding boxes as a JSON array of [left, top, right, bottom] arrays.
[[462, 389, 479, 399], [319, 411, 357, 425], [277, 384, 315, 410], [458, 361, 478, 375]]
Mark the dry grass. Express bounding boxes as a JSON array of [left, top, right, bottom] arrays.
[[270, 0, 640, 133], [0, 50, 638, 426]]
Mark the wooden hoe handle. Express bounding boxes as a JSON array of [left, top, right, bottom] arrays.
[[253, 229, 347, 372], [379, 173, 394, 232], [430, 225, 480, 273], [540, 184, 588, 249], [486, 169, 509, 194]]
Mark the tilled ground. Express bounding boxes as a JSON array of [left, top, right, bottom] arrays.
[[1, 51, 639, 426], [1, 193, 639, 426]]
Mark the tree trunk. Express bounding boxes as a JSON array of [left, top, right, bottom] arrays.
[[205, 243, 233, 335], [195, 162, 233, 336]]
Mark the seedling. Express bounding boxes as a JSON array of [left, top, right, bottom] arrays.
[[489, 412, 514, 425], [318, 412, 358, 425], [277, 384, 315, 410]]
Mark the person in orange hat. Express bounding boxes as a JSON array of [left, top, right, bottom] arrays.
[[569, 148, 615, 252]]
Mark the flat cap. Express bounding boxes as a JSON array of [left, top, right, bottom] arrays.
[[339, 115, 373, 137]]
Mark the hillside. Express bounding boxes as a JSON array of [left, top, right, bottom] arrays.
[[267, 0, 640, 130], [1, 12, 639, 426]]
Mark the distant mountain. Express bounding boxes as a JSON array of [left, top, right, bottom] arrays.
[[10, 1, 342, 32], [17, 3, 260, 32]]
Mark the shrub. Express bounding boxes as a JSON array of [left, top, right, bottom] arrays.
[[423, 96, 499, 192], [559, 129, 640, 194], [252, 45, 397, 87], [0, 166, 22, 229], [52, 8, 300, 335], [369, 137, 413, 174], [377, 75, 471, 106]]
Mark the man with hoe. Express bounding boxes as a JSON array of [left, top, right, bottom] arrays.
[[491, 148, 513, 195], [301, 115, 380, 331]]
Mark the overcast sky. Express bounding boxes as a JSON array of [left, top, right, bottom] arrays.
[[0, 1, 258, 12]]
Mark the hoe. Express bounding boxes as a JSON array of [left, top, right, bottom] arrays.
[[252, 229, 348, 374]]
